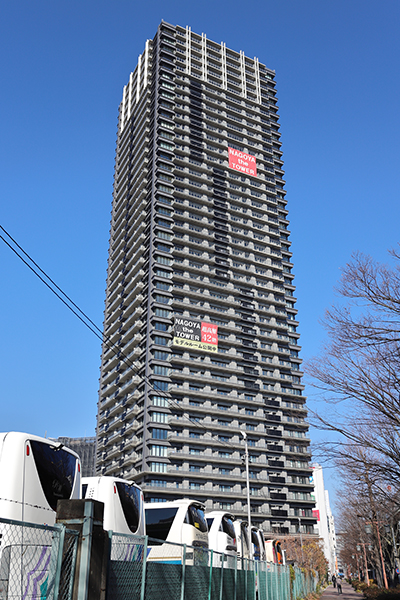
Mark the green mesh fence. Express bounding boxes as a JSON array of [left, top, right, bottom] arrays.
[[57, 529, 79, 600], [0, 516, 75, 600], [107, 533, 318, 600]]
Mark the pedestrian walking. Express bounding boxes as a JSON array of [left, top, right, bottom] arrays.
[[332, 575, 337, 588], [337, 580, 342, 594]]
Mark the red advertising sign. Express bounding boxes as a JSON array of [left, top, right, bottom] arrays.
[[312, 509, 320, 521], [173, 317, 218, 353], [201, 322, 218, 346], [228, 147, 257, 177]]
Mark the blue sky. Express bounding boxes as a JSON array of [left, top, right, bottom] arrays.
[[1, 1, 400, 502]]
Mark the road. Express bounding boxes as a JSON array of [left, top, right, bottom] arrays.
[[321, 582, 361, 600]]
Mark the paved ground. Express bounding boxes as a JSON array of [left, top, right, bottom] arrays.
[[321, 583, 361, 600]]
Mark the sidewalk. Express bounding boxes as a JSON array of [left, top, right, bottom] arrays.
[[321, 583, 361, 600]]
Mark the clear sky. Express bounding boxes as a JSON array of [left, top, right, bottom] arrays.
[[1, 0, 399, 504]]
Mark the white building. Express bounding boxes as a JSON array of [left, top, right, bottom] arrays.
[[311, 464, 337, 573]]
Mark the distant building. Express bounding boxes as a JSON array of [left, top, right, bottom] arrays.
[[311, 464, 337, 573], [53, 436, 96, 478]]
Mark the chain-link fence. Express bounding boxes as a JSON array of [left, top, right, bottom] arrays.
[[107, 533, 318, 600], [291, 566, 318, 600], [0, 517, 78, 600]]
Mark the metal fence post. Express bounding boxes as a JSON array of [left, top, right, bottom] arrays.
[[219, 554, 225, 600], [208, 550, 213, 600], [140, 535, 148, 600], [234, 555, 238, 600], [52, 524, 66, 600], [245, 558, 248, 600], [180, 543, 187, 600], [77, 500, 95, 600]]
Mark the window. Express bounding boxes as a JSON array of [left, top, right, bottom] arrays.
[[155, 294, 170, 304], [153, 365, 169, 376], [155, 281, 171, 291], [156, 256, 172, 266], [150, 445, 168, 457], [154, 336, 168, 346], [157, 230, 173, 240], [145, 506, 178, 540], [150, 479, 167, 487], [219, 451, 232, 458], [152, 396, 169, 407], [151, 412, 169, 423], [220, 485, 232, 492], [220, 468, 231, 475], [29, 440, 77, 511], [153, 351, 169, 361], [153, 380, 168, 391], [151, 462, 167, 473], [155, 268, 172, 279], [190, 448, 201, 455], [156, 243, 171, 254], [151, 428, 168, 440], [154, 322, 169, 331], [155, 308, 171, 318], [189, 482, 201, 490]]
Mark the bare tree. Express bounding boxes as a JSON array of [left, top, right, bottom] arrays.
[[333, 450, 400, 587], [307, 249, 400, 492]]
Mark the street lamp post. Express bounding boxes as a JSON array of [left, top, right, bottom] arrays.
[[241, 431, 252, 560], [298, 516, 304, 566], [357, 543, 370, 587]]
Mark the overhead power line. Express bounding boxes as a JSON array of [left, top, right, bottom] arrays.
[[0, 226, 248, 456]]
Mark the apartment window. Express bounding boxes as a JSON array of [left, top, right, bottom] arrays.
[[220, 485, 232, 492], [155, 268, 172, 277], [190, 465, 200, 472], [219, 451, 232, 458], [190, 448, 201, 455], [150, 445, 168, 457], [154, 336, 168, 346], [189, 482, 201, 490], [157, 230, 173, 240], [151, 412, 169, 423], [152, 396, 169, 407], [154, 322, 169, 331], [151, 462, 167, 473], [150, 480, 167, 487], [153, 351, 169, 361], [156, 282, 171, 294], [156, 256, 172, 266], [220, 468, 232, 475], [156, 243, 171, 253], [154, 308, 171, 318], [153, 378, 169, 392], [219, 502, 232, 510], [153, 366, 169, 376], [151, 428, 168, 440]]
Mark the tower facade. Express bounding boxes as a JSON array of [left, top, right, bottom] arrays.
[[96, 22, 315, 535]]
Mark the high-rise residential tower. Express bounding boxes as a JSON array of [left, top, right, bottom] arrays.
[[96, 21, 315, 535]]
